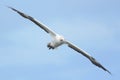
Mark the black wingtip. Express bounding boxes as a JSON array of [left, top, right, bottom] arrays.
[[89, 57, 111, 75], [98, 62, 112, 75], [7, 6, 18, 12], [108, 71, 112, 75], [101, 65, 111, 75], [105, 69, 112, 75], [7, 6, 21, 14], [7, 6, 29, 19]]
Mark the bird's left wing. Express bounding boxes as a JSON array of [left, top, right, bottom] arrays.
[[66, 41, 111, 74], [8, 7, 57, 37]]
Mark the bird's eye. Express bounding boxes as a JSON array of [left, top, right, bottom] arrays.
[[60, 39, 63, 41]]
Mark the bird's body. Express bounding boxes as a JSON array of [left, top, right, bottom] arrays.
[[8, 6, 111, 74], [47, 34, 65, 49]]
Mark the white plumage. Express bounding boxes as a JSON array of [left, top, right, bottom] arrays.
[[8, 6, 111, 74]]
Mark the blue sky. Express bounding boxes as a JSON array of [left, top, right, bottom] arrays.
[[0, 0, 120, 80]]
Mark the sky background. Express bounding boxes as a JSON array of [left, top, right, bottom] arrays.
[[0, 0, 120, 80]]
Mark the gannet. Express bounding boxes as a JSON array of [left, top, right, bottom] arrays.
[[8, 7, 111, 74]]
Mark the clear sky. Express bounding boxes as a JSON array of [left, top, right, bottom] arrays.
[[0, 0, 120, 80]]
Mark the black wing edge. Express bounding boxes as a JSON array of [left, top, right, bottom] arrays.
[[68, 42, 111, 75], [7, 6, 49, 33], [89, 57, 112, 75]]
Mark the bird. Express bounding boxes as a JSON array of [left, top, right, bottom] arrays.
[[8, 6, 111, 74]]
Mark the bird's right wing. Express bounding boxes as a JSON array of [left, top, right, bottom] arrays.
[[66, 41, 111, 74], [8, 7, 57, 37]]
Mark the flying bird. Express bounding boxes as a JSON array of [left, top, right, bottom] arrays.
[[8, 7, 111, 74]]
